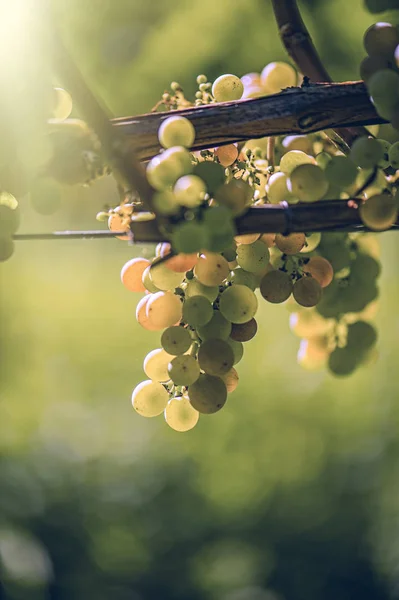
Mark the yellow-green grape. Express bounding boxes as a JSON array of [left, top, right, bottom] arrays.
[[198, 339, 235, 376], [275, 233, 306, 254], [234, 233, 260, 245], [0, 237, 14, 262], [226, 337, 244, 365], [161, 326, 192, 355], [353, 167, 387, 197], [158, 116, 195, 149], [230, 318, 257, 342], [260, 61, 297, 94], [0, 204, 20, 236], [293, 276, 323, 307], [368, 70, 399, 119], [350, 137, 384, 169], [152, 190, 180, 216], [162, 146, 193, 175], [171, 221, 209, 254], [149, 262, 184, 291], [164, 396, 199, 432], [289, 310, 333, 338], [52, 88, 73, 121], [197, 310, 231, 341], [193, 161, 225, 195], [282, 135, 313, 154], [363, 22, 399, 59], [187, 374, 227, 414], [236, 240, 270, 273], [288, 164, 329, 202], [185, 278, 219, 302], [242, 84, 265, 99], [136, 296, 161, 331], [183, 295, 213, 327], [168, 355, 200, 386], [146, 154, 180, 191], [324, 156, 358, 188], [228, 268, 257, 291], [214, 178, 253, 216], [146, 291, 182, 328], [300, 232, 321, 253], [260, 270, 293, 303], [132, 380, 169, 417], [280, 150, 315, 175], [388, 141, 399, 169], [0, 191, 18, 210], [359, 193, 398, 231], [219, 284, 258, 324], [142, 266, 161, 293], [30, 178, 63, 215], [174, 174, 206, 208], [212, 74, 244, 102], [266, 172, 294, 204], [220, 367, 239, 393], [316, 152, 332, 169], [144, 348, 174, 382], [195, 252, 230, 286]]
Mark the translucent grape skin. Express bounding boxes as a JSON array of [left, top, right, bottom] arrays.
[[158, 115, 195, 149], [260, 270, 293, 303], [136, 295, 162, 331], [220, 368, 239, 393], [188, 374, 228, 414], [293, 276, 323, 308], [168, 355, 201, 386], [161, 326, 192, 355], [275, 233, 306, 255], [195, 252, 230, 286], [132, 380, 169, 417], [121, 257, 151, 293], [164, 396, 199, 432], [303, 257, 334, 288], [198, 339, 235, 376], [146, 291, 183, 329], [219, 284, 258, 324], [212, 74, 244, 102], [144, 348, 174, 382], [236, 240, 270, 273], [183, 295, 213, 327], [359, 194, 398, 231], [288, 164, 329, 202]]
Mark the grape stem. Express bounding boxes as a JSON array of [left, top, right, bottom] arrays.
[[270, 0, 369, 146]]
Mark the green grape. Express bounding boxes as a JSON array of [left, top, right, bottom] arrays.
[[293, 276, 323, 307], [282, 135, 313, 154], [226, 337, 244, 365], [168, 355, 201, 385], [288, 164, 329, 202], [52, 87, 73, 120], [0, 191, 18, 210], [183, 295, 213, 327], [161, 326, 192, 355], [275, 233, 306, 254], [193, 161, 225, 194], [174, 175, 206, 208], [359, 193, 398, 231], [207, 230, 236, 254], [360, 55, 392, 82], [149, 262, 184, 291], [132, 380, 169, 417], [214, 179, 253, 217], [368, 69, 399, 111], [328, 347, 359, 377], [260, 61, 297, 94], [171, 221, 209, 254], [236, 240, 270, 273], [377, 139, 391, 168], [350, 136, 384, 169], [185, 278, 219, 302], [144, 348, 174, 382], [187, 373, 227, 414], [162, 146, 193, 175], [158, 115, 195, 149], [388, 141, 399, 168], [203, 205, 234, 233], [195, 252, 230, 286], [280, 150, 314, 175], [212, 74, 244, 102], [164, 396, 199, 432], [0, 204, 20, 236], [350, 252, 381, 282], [228, 268, 257, 290], [221, 244, 237, 263], [347, 320, 377, 356], [260, 270, 293, 303], [324, 156, 358, 188], [198, 338, 235, 376], [30, 178, 62, 215], [146, 152, 185, 191], [300, 232, 321, 253], [219, 284, 258, 324], [152, 190, 180, 216], [363, 22, 399, 59], [230, 318, 257, 342], [142, 265, 161, 293], [266, 172, 293, 204], [0, 236, 14, 262], [197, 310, 232, 341], [146, 291, 182, 328], [315, 152, 332, 169]]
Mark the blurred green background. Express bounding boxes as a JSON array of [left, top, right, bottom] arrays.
[[2, 0, 399, 598]]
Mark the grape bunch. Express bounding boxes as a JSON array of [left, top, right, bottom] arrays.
[[102, 61, 399, 431]]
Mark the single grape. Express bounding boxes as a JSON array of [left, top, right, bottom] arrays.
[[132, 380, 169, 417], [161, 326, 192, 355], [228, 268, 257, 291], [0, 236, 14, 262], [288, 164, 329, 202], [171, 221, 209, 254], [234, 233, 260, 245], [226, 337, 244, 365], [164, 253, 198, 273], [146, 153, 182, 190], [215, 144, 238, 167], [230, 318, 257, 342], [350, 137, 384, 169], [183, 295, 213, 327], [121, 257, 150, 293], [162, 146, 193, 175], [174, 174, 206, 208], [142, 266, 161, 293], [324, 156, 358, 188], [364, 22, 399, 59], [260, 61, 297, 93], [136, 296, 162, 331], [266, 172, 294, 204], [164, 396, 199, 432], [220, 368, 239, 393], [360, 55, 392, 82], [219, 284, 258, 324], [328, 347, 359, 377], [144, 348, 174, 382], [198, 338, 235, 376], [236, 240, 270, 273], [108, 212, 130, 241], [275, 233, 306, 254], [195, 252, 230, 286], [303, 256, 334, 288], [359, 193, 398, 231], [212, 74, 244, 102], [214, 179, 253, 217], [193, 161, 225, 194], [300, 232, 321, 253], [282, 135, 313, 154], [149, 261, 184, 291], [168, 355, 201, 385], [197, 310, 232, 341], [185, 278, 219, 302], [260, 269, 293, 303], [293, 276, 323, 307], [152, 190, 180, 216], [187, 373, 227, 414], [347, 320, 377, 355], [146, 291, 182, 328], [368, 69, 399, 113], [158, 115, 195, 149], [280, 150, 315, 175]]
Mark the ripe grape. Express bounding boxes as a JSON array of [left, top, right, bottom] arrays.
[[183, 295, 213, 327], [215, 144, 238, 167], [161, 326, 192, 355], [303, 256, 334, 288], [174, 174, 206, 208], [220, 368, 239, 393], [195, 252, 230, 286], [158, 115, 195, 149], [275, 233, 306, 254], [193, 161, 225, 194], [188, 374, 227, 414], [149, 261, 185, 291], [52, 87, 73, 120], [136, 296, 162, 331], [121, 257, 150, 293], [260, 61, 297, 93], [228, 268, 257, 291], [328, 347, 359, 377], [360, 55, 392, 82], [219, 285, 258, 324], [146, 291, 182, 328], [293, 276, 323, 307], [266, 172, 293, 204], [212, 74, 244, 102], [363, 22, 399, 59], [300, 232, 321, 253], [198, 339, 235, 376], [230, 318, 257, 342], [347, 320, 377, 355], [280, 150, 315, 175], [282, 135, 313, 154], [234, 233, 260, 245], [185, 278, 219, 302], [132, 380, 169, 417], [324, 156, 358, 188], [214, 179, 253, 216], [164, 396, 199, 432], [144, 348, 174, 382], [146, 153, 183, 190], [260, 270, 293, 303], [197, 310, 232, 341], [152, 190, 180, 216], [162, 146, 193, 174], [142, 266, 161, 293], [164, 253, 198, 273], [236, 240, 270, 273], [168, 355, 201, 385], [171, 221, 209, 254], [359, 193, 398, 231], [288, 164, 329, 202], [350, 137, 384, 169]]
